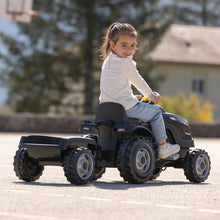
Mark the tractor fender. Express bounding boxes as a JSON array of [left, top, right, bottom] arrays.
[[130, 125, 152, 137], [62, 137, 97, 150]]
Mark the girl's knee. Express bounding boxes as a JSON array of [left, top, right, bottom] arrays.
[[154, 106, 162, 117]]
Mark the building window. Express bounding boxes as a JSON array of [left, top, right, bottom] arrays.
[[192, 79, 204, 97]]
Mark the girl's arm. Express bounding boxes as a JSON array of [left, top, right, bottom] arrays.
[[124, 58, 161, 104], [124, 58, 152, 97]]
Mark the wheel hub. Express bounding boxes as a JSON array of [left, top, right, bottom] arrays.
[[195, 154, 210, 178], [82, 162, 88, 170], [141, 156, 146, 164], [200, 162, 205, 170], [136, 148, 151, 174], [77, 153, 93, 179]]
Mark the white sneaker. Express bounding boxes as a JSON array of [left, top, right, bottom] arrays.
[[158, 143, 180, 159]]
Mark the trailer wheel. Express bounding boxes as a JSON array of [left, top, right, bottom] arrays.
[[149, 167, 163, 180], [64, 147, 95, 185], [117, 137, 155, 184], [13, 148, 44, 182], [92, 167, 106, 181], [183, 149, 211, 183]]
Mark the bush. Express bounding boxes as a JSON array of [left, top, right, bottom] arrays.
[[159, 92, 214, 122], [0, 105, 14, 114]]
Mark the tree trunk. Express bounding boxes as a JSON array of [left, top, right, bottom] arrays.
[[83, 0, 95, 114], [84, 44, 94, 114], [201, 0, 208, 26]]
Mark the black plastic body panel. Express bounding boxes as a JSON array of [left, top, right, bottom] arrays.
[[163, 112, 194, 158], [163, 113, 194, 146], [16, 102, 196, 168], [19, 135, 96, 150], [94, 102, 144, 166], [19, 135, 97, 163]]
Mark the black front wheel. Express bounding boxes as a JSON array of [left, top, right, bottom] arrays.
[[117, 137, 155, 184], [13, 148, 44, 182], [183, 149, 211, 183], [63, 147, 95, 185]]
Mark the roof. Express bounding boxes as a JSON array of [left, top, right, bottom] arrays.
[[147, 24, 220, 66]]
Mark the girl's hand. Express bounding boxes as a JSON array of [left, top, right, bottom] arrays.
[[148, 92, 161, 104], [136, 95, 143, 100]]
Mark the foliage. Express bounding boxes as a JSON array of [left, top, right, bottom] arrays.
[[0, 0, 174, 114], [1, 0, 219, 114], [173, 0, 220, 26], [159, 92, 214, 122], [0, 105, 14, 114]]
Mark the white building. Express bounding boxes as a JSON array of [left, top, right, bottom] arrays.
[[147, 24, 220, 120]]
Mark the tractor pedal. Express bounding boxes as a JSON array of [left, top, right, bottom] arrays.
[[165, 153, 180, 161]]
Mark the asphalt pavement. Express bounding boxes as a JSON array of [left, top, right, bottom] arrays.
[[0, 133, 219, 220]]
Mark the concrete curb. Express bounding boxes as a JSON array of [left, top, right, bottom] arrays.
[[0, 114, 219, 137], [0, 114, 95, 134], [189, 122, 220, 138]]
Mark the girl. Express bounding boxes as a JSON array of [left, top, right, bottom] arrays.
[[99, 22, 180, 159]]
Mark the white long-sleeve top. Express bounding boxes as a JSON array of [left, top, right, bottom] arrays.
[[99, 53, 152, 110]]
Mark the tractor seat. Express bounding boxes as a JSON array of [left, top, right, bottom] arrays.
[[95, 102, 139, 125]]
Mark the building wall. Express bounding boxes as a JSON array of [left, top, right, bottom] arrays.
[[151, 63, 220, 120], [208, 69, 220, 120]]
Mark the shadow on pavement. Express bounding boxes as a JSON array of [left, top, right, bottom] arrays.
[[90, 180, 209, 190], [13, 180, 208, 190], [13, 181, 82, 188]]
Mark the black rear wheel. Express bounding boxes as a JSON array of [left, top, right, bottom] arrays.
[[183, 149, 211, 183], [117, 137, 155, 184], [64, 147, 95, 185], [13, 148, 44, 182]]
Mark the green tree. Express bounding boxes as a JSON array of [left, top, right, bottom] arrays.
[[0, 0, 173, 114], [173, 0, 220, 26]]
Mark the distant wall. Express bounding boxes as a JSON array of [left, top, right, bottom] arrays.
[[189, 123, 220, 138], [0, 114, 219, 137], [0, 114, 95, 134]]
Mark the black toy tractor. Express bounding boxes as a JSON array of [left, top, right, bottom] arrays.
[[14, 99, 211, 185]]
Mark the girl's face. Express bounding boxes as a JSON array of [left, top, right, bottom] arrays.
[[110, 34, 137, 58]]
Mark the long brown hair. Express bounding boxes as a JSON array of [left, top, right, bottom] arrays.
[[100, 22, 137, 59]]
